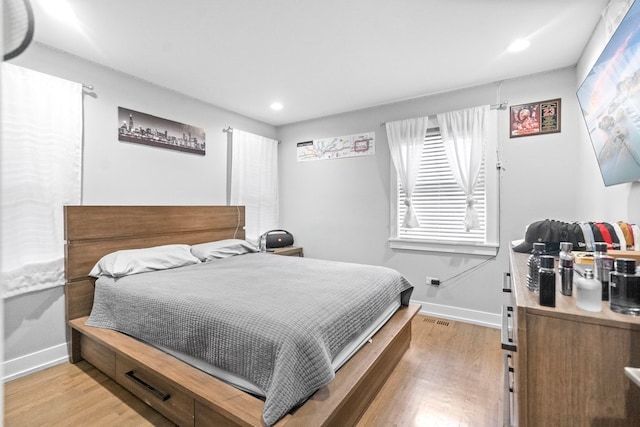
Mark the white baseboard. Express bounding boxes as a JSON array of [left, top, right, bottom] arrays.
[[411, 299, 501, 329], [3, 343, 68, 382]]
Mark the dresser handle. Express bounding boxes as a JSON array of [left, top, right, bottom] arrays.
[[125, 370, 171, 401], [502, 272, 512, 293], [503, 353, 514, 426], [501, 305, 517, 352]]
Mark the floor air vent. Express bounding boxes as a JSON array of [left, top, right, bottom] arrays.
[[422, 318, 450, 327]]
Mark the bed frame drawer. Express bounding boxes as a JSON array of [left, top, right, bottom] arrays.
[[116, 354, 194, 426], [80, 334, 115, 378], [195, 401, 245, 427]]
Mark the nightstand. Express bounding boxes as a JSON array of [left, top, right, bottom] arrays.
[[271, 246, 304, 257]]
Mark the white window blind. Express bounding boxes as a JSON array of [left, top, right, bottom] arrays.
[[397, 129, 486, 243]]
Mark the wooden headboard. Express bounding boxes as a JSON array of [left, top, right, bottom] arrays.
[[64, 205, 245, 321]]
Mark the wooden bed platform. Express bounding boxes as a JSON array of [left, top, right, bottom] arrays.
[[64, 206, 420, 426]]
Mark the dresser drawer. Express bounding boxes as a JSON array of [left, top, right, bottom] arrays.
[[116, 354, 194, 426], [503, 353, 515, 426]]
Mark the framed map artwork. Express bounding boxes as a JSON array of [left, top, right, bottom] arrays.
[[297, 132, 375, 162]]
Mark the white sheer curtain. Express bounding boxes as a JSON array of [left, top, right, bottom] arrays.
[[386, 117, 428, 228], [230, 129, 279, 244], [436, 105, 489, 231], [1, 63, 83, 298]]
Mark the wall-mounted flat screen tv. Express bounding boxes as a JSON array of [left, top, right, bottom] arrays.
[[577, 0, 640, 186]]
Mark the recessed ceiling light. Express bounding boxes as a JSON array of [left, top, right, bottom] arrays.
[[507, 38, 531, 53], [270, 102, 283, 111]]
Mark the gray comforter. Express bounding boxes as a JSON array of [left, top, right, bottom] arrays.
[[87, 253, 413, 425]]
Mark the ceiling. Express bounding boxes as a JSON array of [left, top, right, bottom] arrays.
[[29, 0, 611, 126]]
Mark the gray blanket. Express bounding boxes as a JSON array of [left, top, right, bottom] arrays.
[[87, 253, 413, 425]]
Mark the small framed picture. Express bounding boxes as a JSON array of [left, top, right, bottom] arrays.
[[510, 98, 561, 138]]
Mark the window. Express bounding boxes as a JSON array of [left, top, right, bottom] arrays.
[[1, 63, 83, 297], [229, 129, 279, 245], [389, 115, 499, 255]]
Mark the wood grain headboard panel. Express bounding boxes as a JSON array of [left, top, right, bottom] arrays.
[[64, 206, 245, 320], [64, 205, 245, 281], [64, 205, 244, 242]]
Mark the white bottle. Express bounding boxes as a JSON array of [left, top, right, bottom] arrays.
[[576, 268, 602, 312]]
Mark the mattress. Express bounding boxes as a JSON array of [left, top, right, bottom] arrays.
[[87, 253, 413, 425], [155, 295, 402, 397]]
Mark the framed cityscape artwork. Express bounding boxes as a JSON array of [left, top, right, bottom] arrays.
[[118, 107, 206, 155]]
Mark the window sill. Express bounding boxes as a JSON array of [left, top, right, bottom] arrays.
[[389, 238, 499, 256]]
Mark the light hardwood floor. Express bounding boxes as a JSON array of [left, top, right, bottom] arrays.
[[4, 315, 503, 426]]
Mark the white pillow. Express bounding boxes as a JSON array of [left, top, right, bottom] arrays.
[[191, 239, 259, 261], [89, 244, 201, 278]]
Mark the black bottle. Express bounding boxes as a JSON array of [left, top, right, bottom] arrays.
[[539, 255, 556, 307]]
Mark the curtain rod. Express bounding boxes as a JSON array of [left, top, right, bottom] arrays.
[[379, 101, 508, 127], [222, 126, 280, 144], [82, 84, 94, 91], [490, 101, 508, 110]]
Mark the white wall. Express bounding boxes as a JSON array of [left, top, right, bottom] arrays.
[[278, 67, 581, 326], [18, 42, 277, 205], [3, 42, 276, 380]]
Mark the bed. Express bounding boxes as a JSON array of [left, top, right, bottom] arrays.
[[64, 205, 421, 426]]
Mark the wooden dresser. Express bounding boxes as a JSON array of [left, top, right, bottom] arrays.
[[503, 249, 640, 426]]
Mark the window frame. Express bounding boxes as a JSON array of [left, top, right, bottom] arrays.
[[388, 114, 499, 256]]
